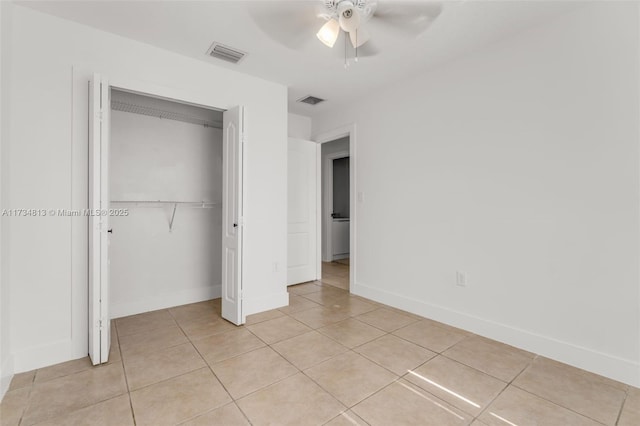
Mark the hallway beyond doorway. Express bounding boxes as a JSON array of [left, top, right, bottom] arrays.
[[321, 261, 349, 290]]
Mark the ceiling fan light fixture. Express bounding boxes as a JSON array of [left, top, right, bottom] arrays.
[[316, 19, 340, 48]]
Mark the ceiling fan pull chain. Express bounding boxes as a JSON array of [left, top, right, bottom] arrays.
[[344, 32, 348, 69], [355, 29, 358, 62]]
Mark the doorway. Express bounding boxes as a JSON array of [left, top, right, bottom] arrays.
[[320, 137, 350, 290]]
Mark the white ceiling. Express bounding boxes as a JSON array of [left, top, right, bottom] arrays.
[[21, 0, 579, 117]]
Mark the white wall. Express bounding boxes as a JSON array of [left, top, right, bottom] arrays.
[[5, 5, 288, 374], [313, 3, 640, 386], [288, 113, 312, 140], [109, 110, 223, 318], [0, 0, 14, 400]]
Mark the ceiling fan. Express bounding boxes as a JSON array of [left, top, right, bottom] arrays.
[[248, 0, 442, 59], [316, 0, 376, 49]]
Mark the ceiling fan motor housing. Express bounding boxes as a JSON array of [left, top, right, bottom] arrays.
[[337, 1, 361, 32], [329, 0, 375, 25], [324, 0, 337, 9]]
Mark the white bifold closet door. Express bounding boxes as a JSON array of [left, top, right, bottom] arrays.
[[89, 73, 111, 365], [88, 74, 246, 358], [221, 106, 245, 325], [287, 138, 318, 285]]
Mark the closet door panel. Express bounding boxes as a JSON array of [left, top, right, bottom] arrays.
[[88, 73, 111, 365], [221, 106, 244, 325], [287, 138, 318, 285]]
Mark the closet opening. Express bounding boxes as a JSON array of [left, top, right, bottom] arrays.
[[88, 73, 245, 365], [109, 89, 225, 320]]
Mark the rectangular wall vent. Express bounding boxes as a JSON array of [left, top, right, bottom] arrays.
[[297, 95, 326, 106], [207, 42, 246, 64]]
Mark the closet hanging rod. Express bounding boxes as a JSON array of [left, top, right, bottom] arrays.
[[111, 100, 223, 129], [110, 200, 220, 230], [111, 200, 220, 206]]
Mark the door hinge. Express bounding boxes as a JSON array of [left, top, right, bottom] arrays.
[[99, 318, 108, 330]]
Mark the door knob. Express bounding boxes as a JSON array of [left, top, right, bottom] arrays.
[[233, 223, 238, 228], [107, 229, 113, 234]]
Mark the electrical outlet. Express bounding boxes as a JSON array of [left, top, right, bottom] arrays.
[[456, 271, 467, 287], [357, 191, 365, 203], [273, 262, 279, 272]]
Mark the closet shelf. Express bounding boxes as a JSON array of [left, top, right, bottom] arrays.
[[110, 200, 221, 231], [111, 200, 220, 206]]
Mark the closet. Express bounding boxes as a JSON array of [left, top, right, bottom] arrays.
[[108, 89, 224, 319], [89, 74, 244, 365]]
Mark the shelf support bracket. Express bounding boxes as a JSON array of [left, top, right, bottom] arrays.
[[169, 203, 178, 232]]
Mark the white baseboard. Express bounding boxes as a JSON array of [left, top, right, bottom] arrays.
[[11, 338, 79, 376], [5, 285, 221, 381], [0, 354, 14, 401], [243, 290, 289, 319], [353, 281, 640, 388], [3, 285, 285, 389], [111, 285, 221, 319]]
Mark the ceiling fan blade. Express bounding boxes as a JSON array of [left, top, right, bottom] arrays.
[[371, 1, 443, 37], [246, 1, 326, 50]]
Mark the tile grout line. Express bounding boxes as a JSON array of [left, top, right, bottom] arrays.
[[287, 288, 612, 424], [271, 304, 403, 414], [469, 351, 537, 423], [298, 366, 353, 417], [14, 290, 635, 426], [292, 274, 378, 420], [114, 320, 138, 426], [17, 356, 126, 426], [189, 320, 262, 425], [507, 384, 608, 425], [15, 374, 34, 426], [614, 389, 629, 426], [437, 350, 529, 384], [394, 352, 483, 419], [223, 327, 303, 418], [174, 308, 256, 426], [304, 287, 623, 425], [19, 326, 132, 426], [618, 382, 633, 425], [506, 382, 610, 426], [510, 354, 619, 425], [114, 313, 179, 339], [229, 309, 358, 417]]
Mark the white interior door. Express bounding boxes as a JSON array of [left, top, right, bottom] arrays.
[[287, 138, 318, 285], [221, 106, 244, 325], [89, 73, 111, 365]]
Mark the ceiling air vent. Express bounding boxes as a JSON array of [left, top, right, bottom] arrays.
[[207, 42, 246, 64], [297, 95, 326, 106]]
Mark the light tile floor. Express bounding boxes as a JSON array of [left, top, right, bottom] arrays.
[[2, 282, 639, 426]]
